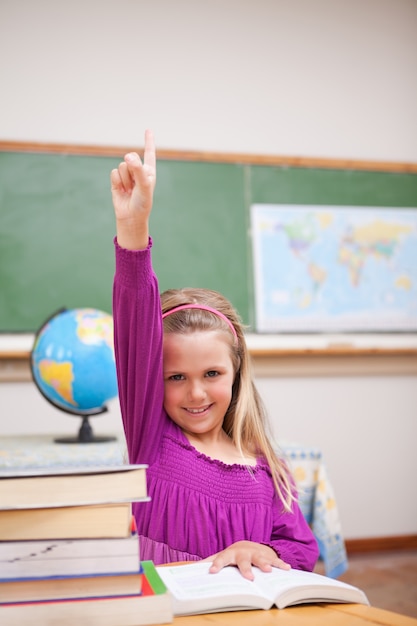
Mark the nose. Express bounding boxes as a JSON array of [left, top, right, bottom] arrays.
[[186, 379, 207, 403]]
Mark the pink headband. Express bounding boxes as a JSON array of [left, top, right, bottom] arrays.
[[162, 304, 238, 344]]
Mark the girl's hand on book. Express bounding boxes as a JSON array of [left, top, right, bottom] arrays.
[[206, 541, 291, 581]]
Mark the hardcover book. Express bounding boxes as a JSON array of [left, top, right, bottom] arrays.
[[0, 464, 148, 509], [0, 561, 172, 626], [0, 570, 143, 603], [0, 526, 140, 579], [0, 502, 134, 541]]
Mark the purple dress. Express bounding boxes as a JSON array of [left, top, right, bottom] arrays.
[[113, 239, 319, 570]]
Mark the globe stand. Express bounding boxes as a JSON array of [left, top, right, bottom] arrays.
[[54, 414, 116, 444]]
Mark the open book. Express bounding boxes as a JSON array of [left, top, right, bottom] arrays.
[[156, 561, 369, 614]]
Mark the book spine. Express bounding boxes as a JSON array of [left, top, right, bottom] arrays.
[[140, 561, 167, 595]]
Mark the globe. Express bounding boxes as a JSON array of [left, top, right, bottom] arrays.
[[31, 308, 118, 443]]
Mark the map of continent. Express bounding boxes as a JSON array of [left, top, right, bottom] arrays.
[[75, 309, 114, 349], [38, 359, 76, 406], [251, 205, 417, 332]]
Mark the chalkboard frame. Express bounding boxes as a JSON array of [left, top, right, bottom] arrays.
[[1, 140, 417, 171]]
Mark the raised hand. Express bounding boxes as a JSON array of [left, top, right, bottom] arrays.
[[110, 129, 156, 250], [207, 541, 291, 581]]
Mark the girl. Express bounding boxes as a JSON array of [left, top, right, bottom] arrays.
[[111, 130, 319, 581]]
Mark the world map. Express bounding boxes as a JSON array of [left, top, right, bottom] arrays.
[[251, 205, 417, 332]]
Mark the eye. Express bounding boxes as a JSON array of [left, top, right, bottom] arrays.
[[168, 374, 185, 381], [206, 370, 219, 378]]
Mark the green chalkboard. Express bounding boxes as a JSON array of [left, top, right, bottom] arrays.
[[1, 148, 416, 332], [1, 152, 118, 332]]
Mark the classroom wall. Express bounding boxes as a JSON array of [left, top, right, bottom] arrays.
[[1, 0, 416, 541], [1, 0, 416, 160]]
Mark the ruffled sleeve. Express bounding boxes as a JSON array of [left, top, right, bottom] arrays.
[[267, 491, 319, 571]]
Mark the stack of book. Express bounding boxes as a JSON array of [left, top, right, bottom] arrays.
[[0, 465, 173, 625]]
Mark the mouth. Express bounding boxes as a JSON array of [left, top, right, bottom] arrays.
[[184, 404, 212, 415]]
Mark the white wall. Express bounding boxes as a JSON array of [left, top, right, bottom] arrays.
[[256, 375, 417, 538], [1, 383, 124, 438], [1, 0, 416, 540], [1, 0, 416, 161]]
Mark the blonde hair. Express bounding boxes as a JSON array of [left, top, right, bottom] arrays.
[[160, 287, 296, 512]]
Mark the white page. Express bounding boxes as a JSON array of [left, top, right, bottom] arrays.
[[157, 562, 273, 613]]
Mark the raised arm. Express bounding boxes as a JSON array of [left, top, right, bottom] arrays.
[[111, 130, 166, 465], [110, 129, 156, 250]]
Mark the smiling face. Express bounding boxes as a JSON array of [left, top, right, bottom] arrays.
[[162, 330, 236, 441]]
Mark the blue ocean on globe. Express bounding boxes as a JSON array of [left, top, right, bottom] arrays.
[[31, 308, 118, 414]]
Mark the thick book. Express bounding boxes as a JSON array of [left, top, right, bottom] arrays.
[[0, 526, 140, 579], [156, 561, 370, 614], [0, 561, 173, 626], [0, 570, 143, 603], [0, 464, 148, 509], [0, 502, 134, 540]]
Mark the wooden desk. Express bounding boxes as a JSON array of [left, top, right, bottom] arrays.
[[170, 603, 417, 625]]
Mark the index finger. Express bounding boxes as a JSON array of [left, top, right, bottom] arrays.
[[143, 129, 156, 172]]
